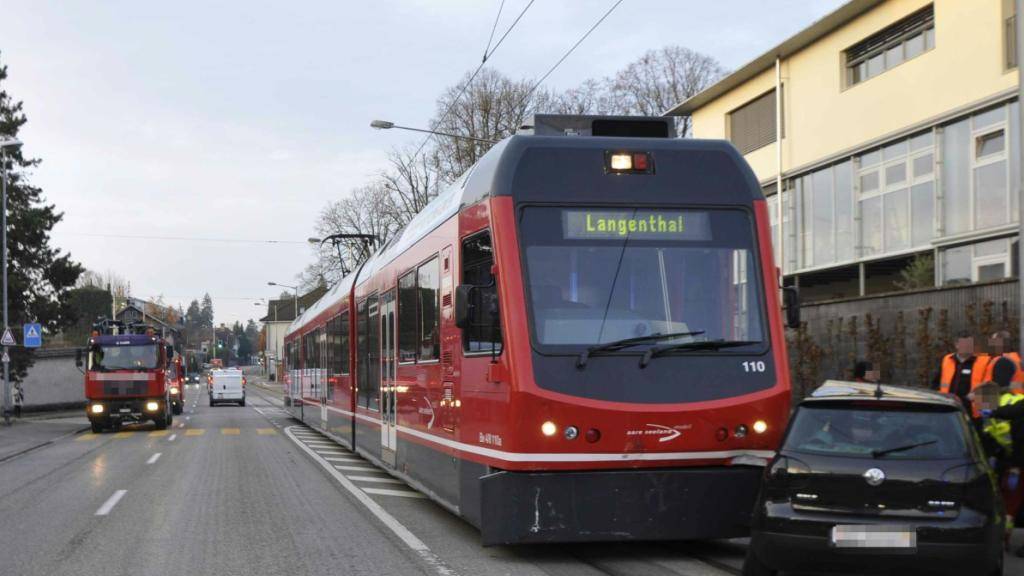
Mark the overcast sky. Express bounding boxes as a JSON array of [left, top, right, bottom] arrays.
[[0, 0, 843, 326]]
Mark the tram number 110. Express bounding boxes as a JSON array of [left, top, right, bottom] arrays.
[[742, 361, 767, 373]]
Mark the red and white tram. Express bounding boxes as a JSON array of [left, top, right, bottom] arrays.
[[283, 115, 793, 544]]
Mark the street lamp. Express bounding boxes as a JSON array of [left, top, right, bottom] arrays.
[[370, 119, 497, 144], [268, 281, 298, 317], [1, 138, 22, 426]]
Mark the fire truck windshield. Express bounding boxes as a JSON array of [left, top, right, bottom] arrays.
[[520, 207, 766, 351], [89, 344, 160, 371]]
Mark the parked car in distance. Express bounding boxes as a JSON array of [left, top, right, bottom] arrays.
[[209, 368, 246, 407], [744, 380, 1005, 576]]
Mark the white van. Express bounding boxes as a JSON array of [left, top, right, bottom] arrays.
[[209, 369, 245, 406]]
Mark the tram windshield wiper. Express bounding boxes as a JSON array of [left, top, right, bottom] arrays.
[[576, 331, 705, 369], [639, 339, 759, 368], [871, 440, 937, 458]]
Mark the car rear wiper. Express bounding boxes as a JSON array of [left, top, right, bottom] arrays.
[[871, 440, 937, 458], [576, 331, 705, 369], [639, 340, 760, 368]]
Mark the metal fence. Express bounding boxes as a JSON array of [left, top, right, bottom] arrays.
[[787, 278, 1019, 398]]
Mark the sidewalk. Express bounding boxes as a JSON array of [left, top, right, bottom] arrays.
[[0, 414, 90, 462]]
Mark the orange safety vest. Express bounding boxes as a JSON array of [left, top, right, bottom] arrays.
[[938, 353, 989, 395], [981, 351, 1024, 385]]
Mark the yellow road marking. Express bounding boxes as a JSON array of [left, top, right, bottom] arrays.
[[113, 431, 134, 439], [256, 428, 277, 435], [185, 429, 205, 436], [221, 428, 240, 435], [149, 430, 169, 437], [76, 433, 99, 442]]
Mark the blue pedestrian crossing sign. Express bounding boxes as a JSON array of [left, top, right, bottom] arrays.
[[23, 323, 41, 348]]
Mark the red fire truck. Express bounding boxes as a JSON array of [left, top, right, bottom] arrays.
[[77, 319, 176, 432]]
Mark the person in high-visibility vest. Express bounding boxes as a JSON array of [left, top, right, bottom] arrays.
[[983, 330, 1024, 389], [981, 356, 1024, 557], [933, 331, 989, 412]]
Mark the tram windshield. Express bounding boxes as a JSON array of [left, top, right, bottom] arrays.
[[520, 207, 766, 351]]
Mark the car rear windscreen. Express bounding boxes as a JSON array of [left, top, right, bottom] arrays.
[[784, 405, 969, 460]]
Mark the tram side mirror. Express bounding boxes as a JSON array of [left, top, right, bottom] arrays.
[[454, 285, 474, 329], [782, 286, 801, 329], [75, 348, 83, 368]]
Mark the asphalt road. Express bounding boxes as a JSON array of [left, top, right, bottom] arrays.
[[1, 382, 1020, 576]]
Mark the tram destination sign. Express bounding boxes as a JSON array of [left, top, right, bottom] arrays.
[[562, 209, 711, 241]]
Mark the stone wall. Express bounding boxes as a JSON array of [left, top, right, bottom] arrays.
[[18, 348, 85, 411]]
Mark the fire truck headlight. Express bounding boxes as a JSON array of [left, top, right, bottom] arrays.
[[169, 386, 180, 395], [753, 420, 768, 434], [145, 401, 160, 412], [541, 421, 557, 437], [91, 404, 104, 414]]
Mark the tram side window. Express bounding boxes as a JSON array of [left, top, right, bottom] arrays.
[[357, 299, 369, 407], [339, 311, 350, 375], [398, 271, 417, 363], [417, 257, 440, 361], [462, 230, 502, 353]]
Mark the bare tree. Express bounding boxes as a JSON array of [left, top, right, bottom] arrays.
[[606, 46, 726, 136], [379, 146, 441, 227], [430, 68, 555, 182], [551, 78, 614, 115]]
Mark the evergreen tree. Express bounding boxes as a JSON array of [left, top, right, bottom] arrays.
[[0, 54, 83, 380], [199, 293, 214, 328]]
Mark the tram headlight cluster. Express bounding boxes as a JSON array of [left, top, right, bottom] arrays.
[[541, 421, 557, 437], [90, 404, 104, 414], [145, 401, 160, 412]]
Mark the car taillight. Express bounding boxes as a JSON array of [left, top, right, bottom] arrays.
[[242, 377, 247, 386]]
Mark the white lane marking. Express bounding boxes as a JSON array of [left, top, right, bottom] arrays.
[[348, 476, 404, 485], [363, 488, 427, 499], [146, 453, 162, 465], [324, 457, 362, 462], [168, 434, 177, 442], [334, 465, 376, 471], [95, 490, 127, 515], [283, 426, 457, 576], [177, 422, 185, 428], [304, 442, 339, 447]]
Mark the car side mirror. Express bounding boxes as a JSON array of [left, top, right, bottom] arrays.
[[782, 286, 801, 329], [454, 285, 474, 329], [75, 348, 83, 368]]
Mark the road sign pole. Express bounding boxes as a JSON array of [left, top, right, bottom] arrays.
[[2, 148, 10, 426]]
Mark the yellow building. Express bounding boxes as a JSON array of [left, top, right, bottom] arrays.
[[667, 0, 1019, 301]]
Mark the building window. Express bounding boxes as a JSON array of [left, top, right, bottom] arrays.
[[728, 89, 780, 154], [856, 130, 935, 258], [845, 4, 935, 87], [942, 238, 1012, 285]]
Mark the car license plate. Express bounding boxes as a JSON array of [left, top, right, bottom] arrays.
[[119, 408, 131, 413], [831, 525, 916, 549]]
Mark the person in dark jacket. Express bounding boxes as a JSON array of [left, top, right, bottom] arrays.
[[981, 356, 1024, 556], [852, 360, 879, 383]]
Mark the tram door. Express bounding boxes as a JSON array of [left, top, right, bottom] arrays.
[[380, 290, 397, 466], [319, 329, 328, 427]]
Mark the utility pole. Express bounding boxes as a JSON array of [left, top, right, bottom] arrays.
[[0, 139, 22, 426]]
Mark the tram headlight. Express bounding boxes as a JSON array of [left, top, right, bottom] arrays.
[[145, 401, 160, 412], [169, 386, 180, 395], [609, 153, 633, 171], [564, 426, 579, 440], [541, 421, 557, 437], [753, 420, 768, 434], [91, 404, 104, 414]]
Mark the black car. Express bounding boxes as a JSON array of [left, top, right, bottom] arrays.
[[744, 381, 1005, 576]]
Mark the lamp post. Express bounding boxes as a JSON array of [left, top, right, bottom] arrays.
[[1, 137, 22, 426], [268, 281, 298, 318], [370, 119, 497, 144]]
